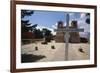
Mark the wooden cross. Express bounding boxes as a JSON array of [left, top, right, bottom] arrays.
[[54, 14, 84, 60]]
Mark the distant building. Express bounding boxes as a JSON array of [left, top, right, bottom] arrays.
[[55, 20, 80, 43], [69, 21, 80, 43], [22, 32, 35, 39], [55, 21, 65, 42]]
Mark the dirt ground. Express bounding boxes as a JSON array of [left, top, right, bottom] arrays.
[[21, 41, 90, 62]]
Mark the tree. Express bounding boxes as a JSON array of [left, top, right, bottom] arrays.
[[34, 29, 43, 39], [42, 28, 53, 42], [21, 10, 34, 18], [21, 10, 39, 41], [85, 13, 90, 24], [21, 10, 34, 33]]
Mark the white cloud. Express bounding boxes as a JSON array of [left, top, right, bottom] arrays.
[[78, 19, 90, 32], [64, 22, 67, 26], [36, 26, 56, 35], [55, 22, 58, 26], [72, 13, 90, 38], [79, 32, 90, 38], [77, 19, 90, 38], [80, 13, 86, 19], [69, 13, 74, 16], [52, 23, 57, 29]]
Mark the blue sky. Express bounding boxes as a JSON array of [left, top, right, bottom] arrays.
[[23, 10, 66, 28], [22, 10, 90, 38], [22, 10, 82, 28]]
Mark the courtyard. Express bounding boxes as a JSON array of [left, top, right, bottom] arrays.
[[21, 40, 90, 63]]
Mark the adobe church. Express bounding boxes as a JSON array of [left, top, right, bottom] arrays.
[[55, 21, 80, 43]]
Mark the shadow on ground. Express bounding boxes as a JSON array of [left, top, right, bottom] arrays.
[[21, 54, 46, 63]]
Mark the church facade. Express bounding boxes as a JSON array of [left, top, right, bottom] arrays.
[[55, 20, 80, 43]]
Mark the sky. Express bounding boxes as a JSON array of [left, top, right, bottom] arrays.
[[22, 10, 90, 38]]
